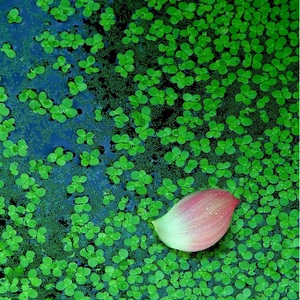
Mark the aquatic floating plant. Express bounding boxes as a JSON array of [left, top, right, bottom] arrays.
[[152, 189, 240, 252]]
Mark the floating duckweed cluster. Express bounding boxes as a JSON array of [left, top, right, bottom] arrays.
[[0, 0, 298, 299]]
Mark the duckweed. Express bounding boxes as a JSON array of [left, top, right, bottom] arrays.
[[0, 0, 298, 299]]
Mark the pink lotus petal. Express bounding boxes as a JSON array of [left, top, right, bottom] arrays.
[[152, 189, 240, 252]]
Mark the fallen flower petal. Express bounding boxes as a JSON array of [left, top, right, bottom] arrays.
[[152, 189, 240, 252]]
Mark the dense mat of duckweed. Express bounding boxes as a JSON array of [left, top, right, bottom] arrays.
[[0, 1, 298, 299]]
